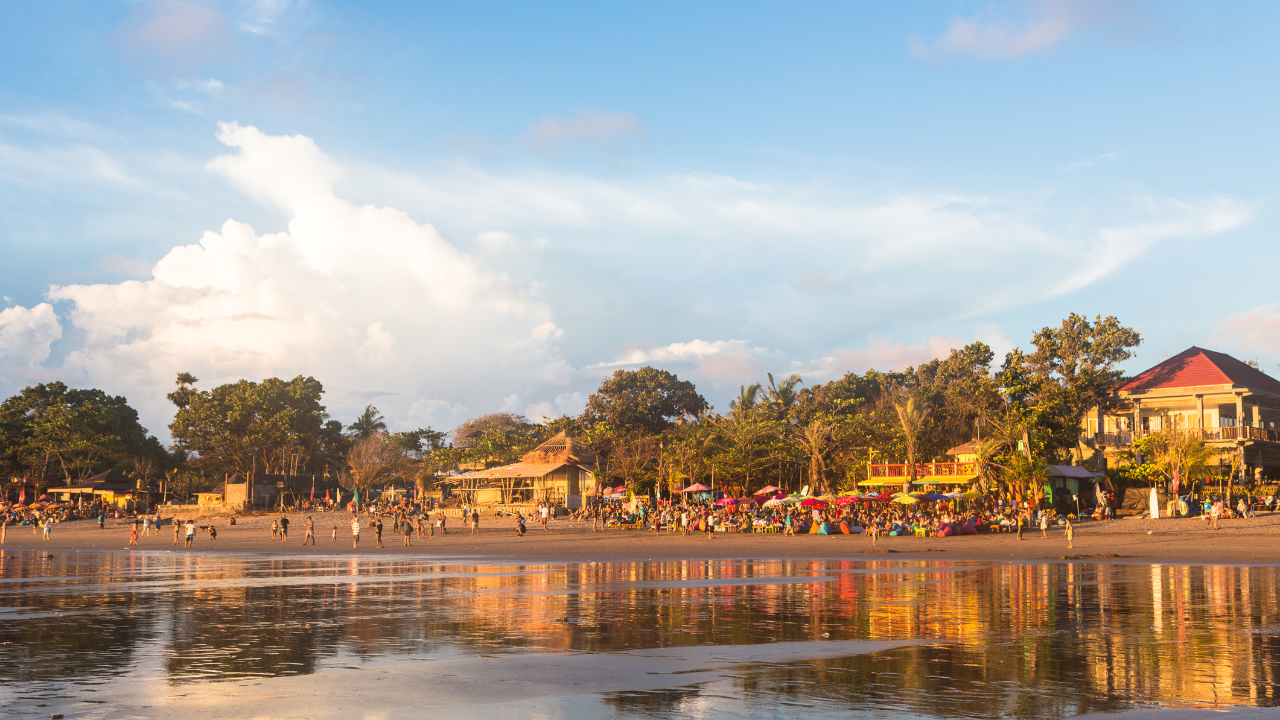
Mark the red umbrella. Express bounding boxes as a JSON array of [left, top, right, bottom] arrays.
[[800, 499, 828, 509], [753, 485, 783, 496]]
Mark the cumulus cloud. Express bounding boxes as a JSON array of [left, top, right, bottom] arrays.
[[911, 0, 1142, 61], [0, 304, 62, 372], [525, 108, 647, 154], [7, 124, 566, 436]]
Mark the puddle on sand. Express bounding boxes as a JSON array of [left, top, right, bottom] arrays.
[[1, 551, 1279, 719]]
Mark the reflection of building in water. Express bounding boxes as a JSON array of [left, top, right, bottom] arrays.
[[6, 555, 1280, 714]]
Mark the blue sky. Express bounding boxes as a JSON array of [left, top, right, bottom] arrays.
[[1, 0, 1278, 437]]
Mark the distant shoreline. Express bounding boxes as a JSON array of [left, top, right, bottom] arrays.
[[3, 512, 1279, 566]]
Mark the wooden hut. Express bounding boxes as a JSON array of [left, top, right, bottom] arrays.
[[453, 432, 597, 508]]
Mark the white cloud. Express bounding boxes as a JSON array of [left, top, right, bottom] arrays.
[[4, 124, 560, 436], [1050, 196, 1252, 297], [910, 0, 1140, 61], [524, 392, 588, 423], [0, 303, 62, 370], [805, 335, 963, 380], [405, 398, 470, 432]]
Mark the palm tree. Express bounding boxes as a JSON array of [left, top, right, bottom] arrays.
[[167, 371, 200, 409], [893, 393, 931, 486], [730, 383, 762, 412], [346, 405, 387, 440], [765, 373, 803, 412]]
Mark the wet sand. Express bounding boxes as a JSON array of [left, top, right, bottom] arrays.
[[6, 511, 1280, 565]]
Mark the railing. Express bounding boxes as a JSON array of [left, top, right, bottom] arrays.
[[1083, 426, 1280, 447], [868, 462, 977, 479]]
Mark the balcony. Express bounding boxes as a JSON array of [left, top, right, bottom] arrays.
[[867, 462, 977, 479], [1083, 426, 1280, 448]]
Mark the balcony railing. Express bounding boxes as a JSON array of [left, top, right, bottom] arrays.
[[868, 462, 977, 479], [1083, 426, 1280, 447]]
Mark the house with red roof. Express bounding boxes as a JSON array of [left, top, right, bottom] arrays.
[[1082, 347, 1280, 480]]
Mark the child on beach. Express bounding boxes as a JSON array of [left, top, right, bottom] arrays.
[[332, 526, 338, 542], [129, 525, 138, 545]]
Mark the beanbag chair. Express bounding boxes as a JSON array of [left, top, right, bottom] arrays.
[[848, 525, 864, 534], [960, 523, 977, 536], [817, 522, 831, 535], [940, 525, 955, 537], [839, 521, 851, 535]]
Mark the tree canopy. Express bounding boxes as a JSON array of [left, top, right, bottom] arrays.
[[582, 367, 707, 436]]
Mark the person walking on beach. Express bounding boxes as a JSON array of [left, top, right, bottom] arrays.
[[403, 518, 413, 547], [681, 509, 690, 536], [129, 524, 138, 545], [280, 516, 289, 542], [271, 520, 279, 541], [540, 505, 550, 532], [303, 517, 315, 545], [41, 519, 51, 540], [351, 517, 361, 549], [142, 516, 151, 537], [184, 520, 195, 548], [1016, 511, 1025, 540], [1065, 518, 1074, 549], [173, 518, 181, 545], [331, 526, 338, 542], [98, 513, 105, 530], [1210, 499, 1222, 530], [470, 509, 480, 535], [1, 518, 6, 545], [374, 517, 384, 548], [1039, 512, 1049, 539]]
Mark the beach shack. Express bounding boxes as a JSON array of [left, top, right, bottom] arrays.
[[452, 432, 597, 509], [47, 469, 141, 508], [860, 440, 981, 492]]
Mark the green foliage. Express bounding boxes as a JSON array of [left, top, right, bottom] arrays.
[[582, 367, 707, 436], [0, 382, 162, 487], [346, 404, 388, 440], [451, 412, 544, 466], [169, 375, 335, 477]]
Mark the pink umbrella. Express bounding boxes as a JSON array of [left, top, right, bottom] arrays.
[[682, 483, 711, 492], [715, 498, 736, 506], [800, 499, 828, 508], [834, 496, 858, 506], [753, 486, 783, 496]]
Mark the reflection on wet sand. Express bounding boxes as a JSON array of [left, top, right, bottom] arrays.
[[1, 550, 1279, 718]]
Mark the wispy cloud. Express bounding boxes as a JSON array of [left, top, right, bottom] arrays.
[[911, 0, 1140, 61], [525, 108, 647, 154], [117, 0, 232, 69], [1050, 196, 1252, 296], [1066, 151, 1116, 170]]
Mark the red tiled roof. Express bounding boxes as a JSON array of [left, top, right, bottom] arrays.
[[1117, 347, 1280, 395]]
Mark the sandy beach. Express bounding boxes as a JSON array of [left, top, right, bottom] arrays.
[[6, 510, 1280, 565]]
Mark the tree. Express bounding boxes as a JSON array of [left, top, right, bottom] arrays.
[[0, 382, 160, 489], [169, 376, 332, 477], [340, 432, 409, 497], [765, 373, 803, 413], [451, 413, 543, 466], [166, 372, 200, 410], [582, 367, 707, 436], [346, 405, 387, 440], [892, 392, 931, 485], [730, 383, 762, 412], [607, 434, 657, 490]]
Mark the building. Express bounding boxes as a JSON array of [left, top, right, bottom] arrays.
[[1081, 346, 1280, 481], [859, 441, 980, 490], [452, 432, 597, 508], [47, 469, 141, 508]]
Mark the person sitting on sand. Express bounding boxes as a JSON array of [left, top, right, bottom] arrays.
[[208, 525, 217, 540], [516, 513, 526, 536]]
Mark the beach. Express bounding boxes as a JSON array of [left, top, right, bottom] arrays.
[[7, 510, 1280, 565]]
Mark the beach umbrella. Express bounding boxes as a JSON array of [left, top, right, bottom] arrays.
[[682, 483, 711, 493], [944, 492, 965, 499], [762, 498, 785, 507], [800, 498, 828, 509], [715, 498, 735, 506], [894, 495, 919, 504], [834, 495, 858, 506], [753, 485, 783, 496]]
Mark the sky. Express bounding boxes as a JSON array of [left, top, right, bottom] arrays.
[[1, 0, 1278, 440]]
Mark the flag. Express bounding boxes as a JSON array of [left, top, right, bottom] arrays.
[[18, 489, 24, 504], [325, 488, 331, 503], [1171, 468, 1180, 495], [353, 487, 360, 509], [310, 484, 315, 501]]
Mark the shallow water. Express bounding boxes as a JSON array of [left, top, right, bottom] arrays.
[[1, 550, 1279, 718]]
